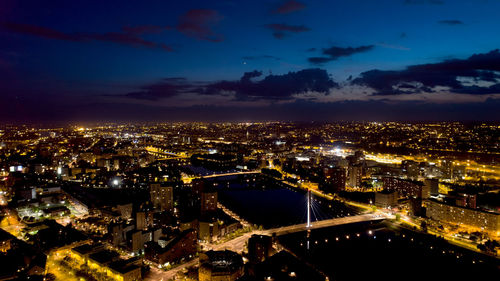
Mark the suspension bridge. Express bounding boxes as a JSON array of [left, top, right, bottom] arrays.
[[262, 213, 386, 236], [261, 190, 386, 236]]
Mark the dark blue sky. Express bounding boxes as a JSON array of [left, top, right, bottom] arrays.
[[1, 0, 500, 123]]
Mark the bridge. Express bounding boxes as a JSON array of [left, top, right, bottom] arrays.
[[149, 191, 386, 281], [262, 213, 386, 236], [145, 146, 186, 158], [201, 170, 260, 178], [202, 213, 387, 255]]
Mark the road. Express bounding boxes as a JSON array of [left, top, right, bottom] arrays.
[[145, 258, 199, 281], [262, 213, 386, 236]]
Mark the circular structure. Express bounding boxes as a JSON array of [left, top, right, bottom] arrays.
[[199, 250, 244, 281]]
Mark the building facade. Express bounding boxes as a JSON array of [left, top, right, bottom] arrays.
[[426, 200, 500, 233]]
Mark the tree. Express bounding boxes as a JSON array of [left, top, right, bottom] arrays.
[[420, 221, 427, 232]]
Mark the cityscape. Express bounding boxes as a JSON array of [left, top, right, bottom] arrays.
[[2, 1, 500, 281], [0, 122, 499, 280]]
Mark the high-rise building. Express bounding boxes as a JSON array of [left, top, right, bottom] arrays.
[[323, 167, 346, 192], [440, 159, 453, 179], [192, 179, 206, 197], [375, 190, 398, 208], [131, 230, 143, 252], [136, 211, 153, 230], [426, 200, 499, 233], [248, 234, 273, 263], [150, 183, 174, 212], [383, 177, 423, 198], [424, 178, 439, 197], [348, 164, 362, 188], [201, 191, 218, 214], [402, 160, 419, 179]]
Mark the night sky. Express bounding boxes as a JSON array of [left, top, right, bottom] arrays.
[[2, 0, 500, 123]]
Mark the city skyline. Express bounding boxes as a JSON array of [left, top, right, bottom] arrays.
[[1, 122, 499, 280], [2, 0, 500, 122]]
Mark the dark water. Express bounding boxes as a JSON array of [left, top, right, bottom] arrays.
[[215, 179, 359, 229], [278, 221, 500, 281]]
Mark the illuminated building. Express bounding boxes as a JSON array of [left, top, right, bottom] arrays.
[[198, 220, 220, 242], [198, 214, 239, 242], [117, 203, 133, 220], [402, 160, 419, 179], [348, 164, 362, 188], [375, 190, 398, 208], [455, 193, 477, 209], [323, 167, 346, 192], [383, 177, 423, 199], [135, 211, 153, 230], [150, 183, 174, 212], [440, 159, 453, 179], [424, 178, 439, 197], [248, 234, 273, 263], [199, 250, 244, 281], [109, 223, 125, 246], [144, 229, 197, 265], [131, 230, 144, 252], [201, 190, 218, 214], [70, 244, 142, 281], [426, 199, 500, 233], [191, 179, 206, 196]]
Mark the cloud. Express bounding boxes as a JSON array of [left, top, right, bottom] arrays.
[[122, 78, 195, 100], [176, 9, 224, 42], [308, 57, 334, 64], [240, 70, 263, 82], [0, 22, 81, 41], [204, 68, 338, 101], [265, 23, 310, 39], [273, 1, 306, 14], [308, 45, 375, 64], [88, 32, 173, 51], [0, 22, 173, 51], [438, 20, 464, 25], [352, 49, 500, 95], [118, 69, 338, 102]]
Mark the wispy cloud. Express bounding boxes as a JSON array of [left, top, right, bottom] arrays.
[[308, 45, 375, 64], [438, 20, 464, 25], [0, 22, 173, 51], [265, 23, 310, 39], [272, 1, 306, 14], [176, 9, 224, 42]]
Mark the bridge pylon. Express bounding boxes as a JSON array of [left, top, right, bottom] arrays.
[[306, 189, 311, 228]]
